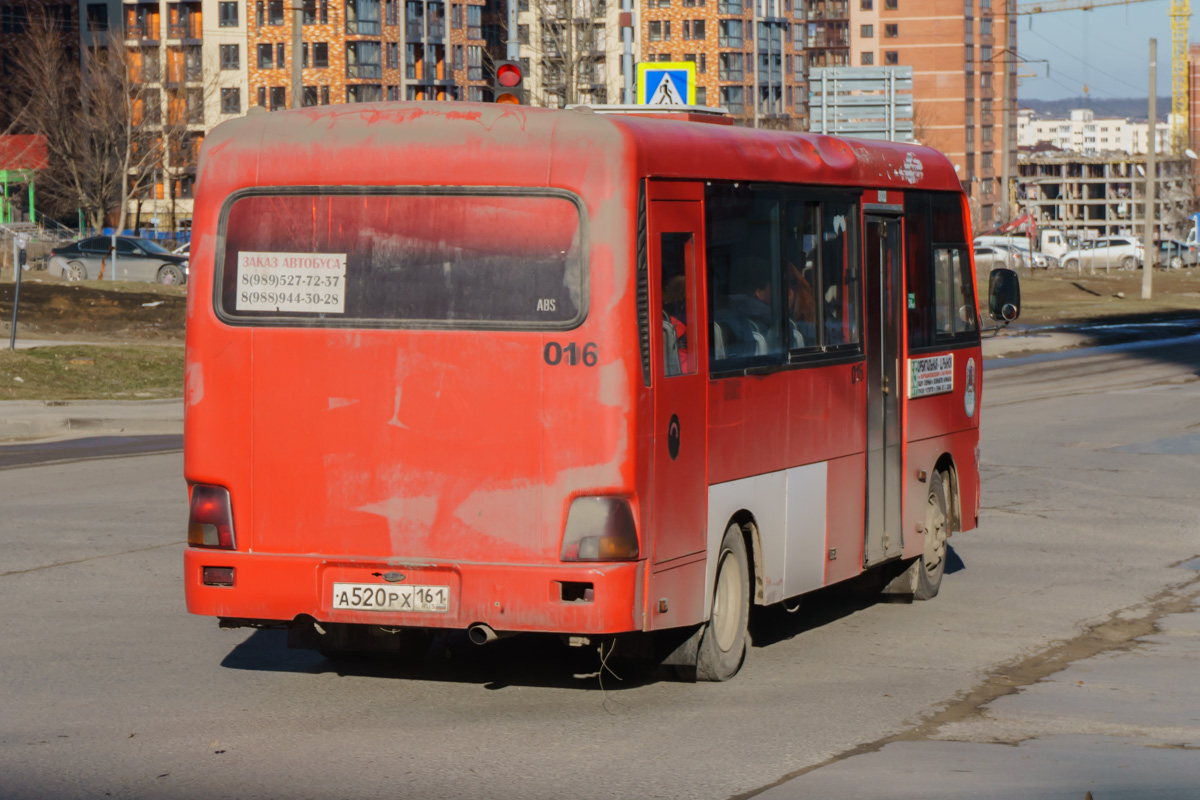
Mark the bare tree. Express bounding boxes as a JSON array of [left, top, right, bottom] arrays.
[[521, 0, 608, 108], [10, 12, 163, 232]]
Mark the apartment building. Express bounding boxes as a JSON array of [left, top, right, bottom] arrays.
[[850, 0, 1014, 227], [246, 0, 489, 107], [1018, 108, 1173, 155]]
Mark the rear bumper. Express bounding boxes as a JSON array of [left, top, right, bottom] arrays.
[[184, 549, 645, 634]]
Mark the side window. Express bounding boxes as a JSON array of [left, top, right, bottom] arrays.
[[707, 186, 785, 369], [660, 232, 696, 376], [115, 239, 139, 255], [707, 183, 862, 371], [907, 191, 977, 349], [81, 237, 107, 253], [820, 201, 861, 349]]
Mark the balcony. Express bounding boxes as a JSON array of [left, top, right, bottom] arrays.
[[347, 63, 383, 78], [347, 19, 381, 33], [427, 20, 444, 38], [719, 68, 744, 81], [168, 20, 198, 38], [125, 22, 157, 41]]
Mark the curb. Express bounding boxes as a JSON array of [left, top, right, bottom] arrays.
[[0, 398, 184, 443]]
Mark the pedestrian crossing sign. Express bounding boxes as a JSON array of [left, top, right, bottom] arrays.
[[636, 62, 696, 106]]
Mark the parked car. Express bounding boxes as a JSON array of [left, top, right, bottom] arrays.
[[46, 236, 189, 285], [1060, 237, 1144, 271], [974, 244, 1025, 271], [172, 241, 190, 257], [1155, 238, 1198, 268], [974, 237, 1055, 268]]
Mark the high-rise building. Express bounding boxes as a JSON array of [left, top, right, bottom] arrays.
[[850, 0, 1014, 227], [639, 0, 807, 127]]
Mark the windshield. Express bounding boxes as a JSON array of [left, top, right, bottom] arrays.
[[138, 239, 172, 255], [218, 190, 586, 329]]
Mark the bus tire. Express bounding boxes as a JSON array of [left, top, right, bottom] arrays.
[[696, 524, 750, 681], [913, 472, 950, 600]]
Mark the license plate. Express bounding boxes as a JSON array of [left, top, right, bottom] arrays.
[[331, 582, 450, 613]]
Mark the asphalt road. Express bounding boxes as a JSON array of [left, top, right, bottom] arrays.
[[2, 339, 1199, 800]]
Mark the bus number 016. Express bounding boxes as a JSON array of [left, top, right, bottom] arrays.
[[544, 342, 598, 367]]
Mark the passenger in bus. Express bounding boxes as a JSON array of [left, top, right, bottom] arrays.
[[787, 262, 817, 348], [714, 255, 777, 359], [663, 275, 690, 374]]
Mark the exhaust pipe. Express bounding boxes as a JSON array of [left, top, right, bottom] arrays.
[[467, 623, 515, 645]]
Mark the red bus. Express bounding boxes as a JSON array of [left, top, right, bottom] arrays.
[[184, 103, 1019, 680]]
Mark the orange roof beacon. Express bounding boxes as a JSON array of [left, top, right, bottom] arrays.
[[184, 102, 1018, 680]]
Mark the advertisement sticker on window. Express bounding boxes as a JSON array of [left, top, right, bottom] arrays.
[[235, 251, 347, 314], [908, 354, 954, 399]]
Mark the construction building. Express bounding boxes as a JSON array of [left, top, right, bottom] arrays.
[[1016, 150, 1195, 242]]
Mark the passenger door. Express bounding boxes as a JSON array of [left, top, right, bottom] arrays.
[[863, 215, 904, 565], [648, 183, 708, 565]]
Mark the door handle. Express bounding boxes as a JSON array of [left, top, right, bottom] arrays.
[[882, 375, 890, 395], [851, 363, 864, 384]]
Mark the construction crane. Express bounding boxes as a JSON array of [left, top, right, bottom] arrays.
[[1015, 0, 1191, 152]]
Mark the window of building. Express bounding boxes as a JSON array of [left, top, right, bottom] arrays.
[[257, 86, 267, 106], [257, 43, 274, 68], [884, 50, 898, 64], [452, 3, 461, 27], [860, 24, 873, 37], [860, 51, 873, 65], [320, 85, 330, 103], [884, 0, 896, 7], [980, 44, 992, 60], [649, 20, 669, 40], [468, 45, 482, 80], [270, 85, 286, 110], [717, 0, 742, 10], [83, 3, 109, 31], [719, 85, 743, 114], [347, 84, 383, 103], [256, 1, 264, 26], [215, 0, 237, 27], [655, 53, 672, 62], [719, 52, 743, 80], [980, 17, 991, 35], [220, 44, 240, 69], [268, 0, 284, 24], [386, 0, 397, 24], [860, 0, 872, 7], [884, 23, 897, 36], [518, 23, 529, 43], [696, 85, 706, 104], [466, 4, 481, 37], [981, 72, 992, 88], [277, 42, 286, 67], [453, 44, 463, 70], [981, 152, 993, 169], [306, 41, 327, 67], [718, 19, 742, 47], [221, 87, 242, 114], [347, 41, 382, 78]]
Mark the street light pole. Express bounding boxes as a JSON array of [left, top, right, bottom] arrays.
[[1143, 38, 1157, 300], [292, 1, 304, 108]]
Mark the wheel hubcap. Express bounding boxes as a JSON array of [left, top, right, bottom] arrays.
[[924, 492, 947, 573], [712, 548, 743, 652]]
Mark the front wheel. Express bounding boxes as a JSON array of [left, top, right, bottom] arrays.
[[914, 472, 950, 600], [1064, 259, 1079, 271], [695, 524, 750, 681]]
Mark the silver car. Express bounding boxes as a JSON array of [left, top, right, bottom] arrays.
[[46, 236, 189, 285], [974, 245, 1025, 271]]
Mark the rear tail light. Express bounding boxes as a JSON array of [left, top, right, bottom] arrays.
[[188, 484, 236, 549], [560, 497, 639, 561]]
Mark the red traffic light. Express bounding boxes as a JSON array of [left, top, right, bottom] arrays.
[[497, 62, 522, 88]]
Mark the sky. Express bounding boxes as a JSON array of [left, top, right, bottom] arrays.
[[1016, 0, 1175, 105]]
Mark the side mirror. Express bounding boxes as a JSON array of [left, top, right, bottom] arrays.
[[988, 268, 1021, 323]]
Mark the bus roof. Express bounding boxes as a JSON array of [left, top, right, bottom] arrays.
[[198, 102, 962, 196]]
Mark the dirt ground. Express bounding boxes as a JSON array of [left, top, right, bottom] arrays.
[[0, 276, 186, 342], [2, 267, 1200, 344], [1010, 267, 1200, 324]]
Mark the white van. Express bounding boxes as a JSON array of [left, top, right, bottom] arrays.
[[973, 235, 1055, 268]]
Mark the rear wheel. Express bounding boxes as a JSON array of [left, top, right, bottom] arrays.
[[1064, 259, 1078, 271], [157, 264, 185, 285], [696, 524, 750, 681], [1122, 256, 1137, 270], [913, 472, 950, 600], [65, 262, 87, 281], [1170, 255, 1184, 269]]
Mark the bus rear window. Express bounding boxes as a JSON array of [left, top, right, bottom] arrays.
[[217, 190, 585, 328]]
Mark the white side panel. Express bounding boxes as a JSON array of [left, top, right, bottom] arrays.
[[706, 472, 787, 614], [783, 462, 829, 598]]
